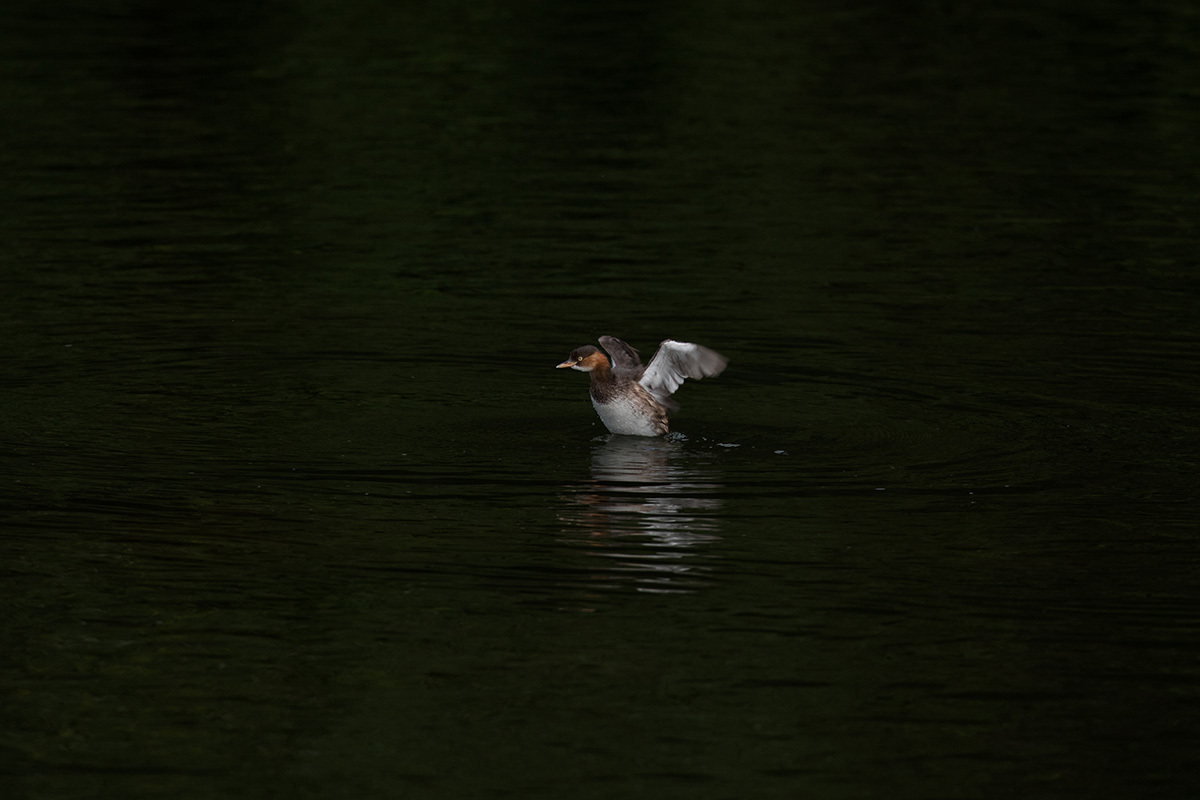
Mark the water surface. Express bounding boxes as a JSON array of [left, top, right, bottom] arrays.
[[2, 1, 1199, 798]]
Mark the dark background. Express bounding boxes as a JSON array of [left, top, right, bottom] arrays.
[[2, 1, 1198, 798]]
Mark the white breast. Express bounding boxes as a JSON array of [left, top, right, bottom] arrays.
[[592, 393, 665, 437]]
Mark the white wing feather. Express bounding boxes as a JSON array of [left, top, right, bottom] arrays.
[[638, 340, 727, 406]]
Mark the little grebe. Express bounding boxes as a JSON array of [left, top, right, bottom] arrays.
[[556, 335, 727, 436]]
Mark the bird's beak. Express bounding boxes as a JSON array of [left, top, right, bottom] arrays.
[[555, 360, 574, 369]]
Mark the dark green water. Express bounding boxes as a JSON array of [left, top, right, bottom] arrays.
[[3, 1, 1199, 798]]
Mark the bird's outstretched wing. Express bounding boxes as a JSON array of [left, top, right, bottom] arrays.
[[598, 335, 643, 373], [639, 340, 727, 407]]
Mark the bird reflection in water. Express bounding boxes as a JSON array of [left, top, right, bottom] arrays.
[[559, 436, 724, 594]]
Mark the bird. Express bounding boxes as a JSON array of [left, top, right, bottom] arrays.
[[556, 335, 727, 436]]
